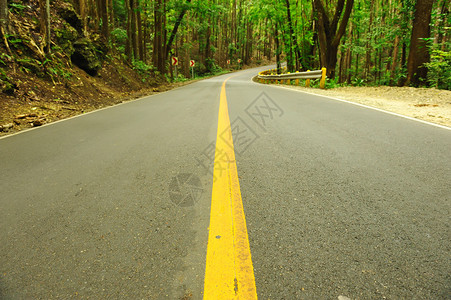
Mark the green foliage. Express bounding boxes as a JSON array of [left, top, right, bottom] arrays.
[[5, 0, 447, 91], [205, 57, 222, 74], [131, 60, 156, 82], [112, 0, 127, 23], [0, 67, 9, 81], [351, 78, 365, 87], [324, 77, 342, 89], [175, 73, 188, 82], [110, 28, 127, 55], [16, 58, 46, 77], [425, 48, 451, 90], [55, 24, 78, 56], [46, 61, 73, 81], [0, 53, 12, 67], [0, 65, 15, 94], [111, 28, 128, 45], [7, 35, 23, 45], [8, 2, 27, 14]]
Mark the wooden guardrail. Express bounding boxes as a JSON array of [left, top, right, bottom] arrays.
[[257, 67, 327, 89]]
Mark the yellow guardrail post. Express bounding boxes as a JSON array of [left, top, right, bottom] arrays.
[[320, 67, 326, 89], [295, 71, 299, 85], [305, 70, 311, 87]]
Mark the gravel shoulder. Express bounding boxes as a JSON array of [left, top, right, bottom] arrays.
[[276, 84, 451, 128]]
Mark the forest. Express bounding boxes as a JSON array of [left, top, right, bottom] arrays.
[[0, 0, 449, 92]]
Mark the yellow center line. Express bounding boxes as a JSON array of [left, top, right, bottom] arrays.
[[203, 77, 258, 299]]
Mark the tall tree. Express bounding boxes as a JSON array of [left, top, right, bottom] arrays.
[[364, 0, 375, 80], [165, 0, 192, 60], [124, 0, 132, 59], [136, 2, 144, 61], [313, 0, 354, 78], [130, 0, 138, 58], [405, 0, 434, 86], [0, 0, 9, 53], [284, 0, 301, 71], [153, 0, 166, 72], [39, 0, 51, 53], [99, 0, 109, 40], [275, 21, 281, 73], [74, 0, 87, 32], [0, 0, 8, 32]]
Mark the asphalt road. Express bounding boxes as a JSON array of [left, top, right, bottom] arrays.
[[1, 66, 450, 299]]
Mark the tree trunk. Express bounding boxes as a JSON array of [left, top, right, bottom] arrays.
[[365, 0, 375, 80], [405, 0, 434, 86], [153, 0, 166, 73], [137, 2, 144, 61], [313, 0, 354, 79], [245, 20, 252, 64], [343, 22, 353, 83], [142, 1, 147, 62], [345, 46, 352, 84], [285, 0, 301, 71], [0, 0, 8, 32], [338, 46, 344, 82], [125, 0, 132, 60], [39, 0, 51, 53], [275, 22, 281, 73], [0, 0, 11, 55], [108, 0, 113, 29], [354, 28, 359, 82], [232, 0, 236, 46], [434, 0, 448, 47], [130, 0, 138, 59], [45, 0, 50, 52], [100, 0, 108, 40], [205, 26, 211, 72], [75, 0, 87, 32], [165, 0, 192, 61], [390, 35, 399, 84]]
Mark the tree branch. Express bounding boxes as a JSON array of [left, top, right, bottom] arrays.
[[332, 0, 354, 47], [330, 0, 345, 35], [165, 0, 192, 59], [313, 0, 330, 35]]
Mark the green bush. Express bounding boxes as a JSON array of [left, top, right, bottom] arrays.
[[426, 48, 450, 90], [351, 77, 365, 87], [205, 57, 222, 75], [325, 77, 342, 89], [132, 60, 155, 82], [111, 28, 127, 45]]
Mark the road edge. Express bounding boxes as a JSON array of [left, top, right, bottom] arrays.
[[251, 77, 451, 131], [0, 76, 222, 140]]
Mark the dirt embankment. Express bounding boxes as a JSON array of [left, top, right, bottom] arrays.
[[279, 85, 451, 128], [0, 59, 205, 137], [0, 0, 220, 137]]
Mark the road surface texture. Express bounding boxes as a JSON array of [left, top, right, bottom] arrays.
[[1, 66, 450, 299]]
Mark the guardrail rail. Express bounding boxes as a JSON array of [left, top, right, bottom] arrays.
[[257, 67, 327, 89]]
